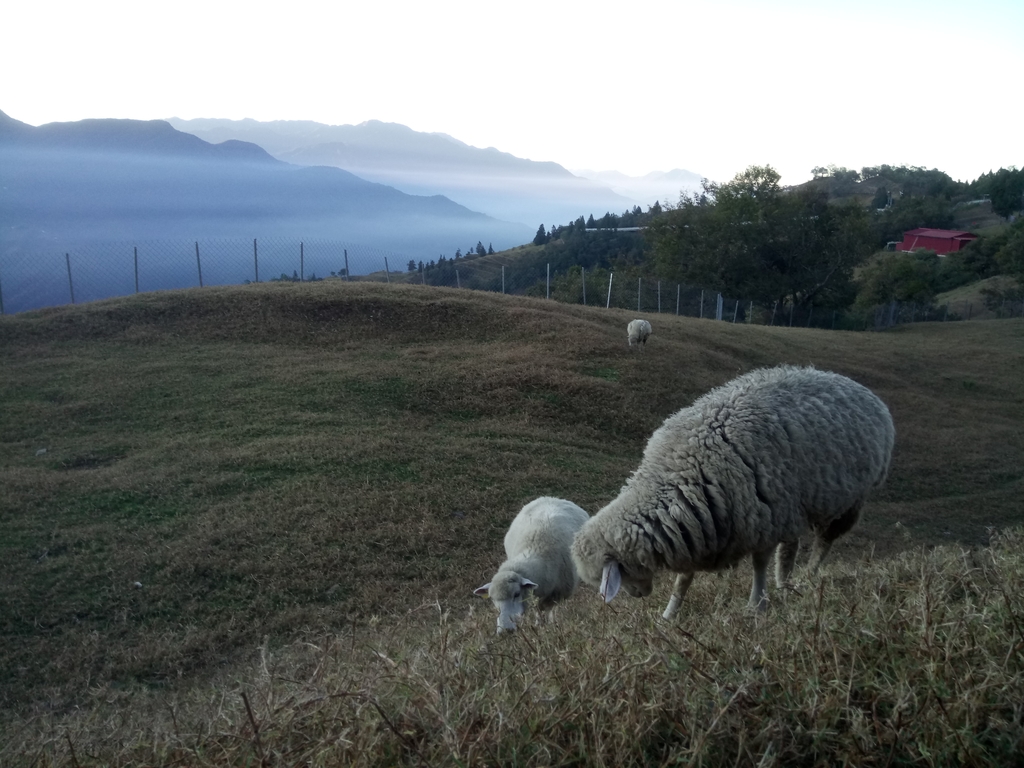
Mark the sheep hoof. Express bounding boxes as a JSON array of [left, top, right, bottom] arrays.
[[662, 595, 681, 620]]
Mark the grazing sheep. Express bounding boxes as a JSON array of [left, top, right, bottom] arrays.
[[627, 319, 652, 350], [571, 365, 894, 619], [475, 497, 590, 633]]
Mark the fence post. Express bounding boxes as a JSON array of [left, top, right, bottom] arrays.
[[134, 246, 139, 293], [606, 272, 614, 309], [66, 253, 75, 304], [749, 301, 753, 324], [501, 265, 505, 294], [300, 242, 304, 282], [345, 249, 350, 281], [657, 281, 661, 313], [733, 300, 739, 323], [195, 242, 204, 288], [457, 269, 461, 289], [546, 263, 550, 299], [581, 267, 586, 305], [384, 257, 390, 283], [637, 277, 641, 312], [421, 266, 425, 285], [252, 239, 259, 283], [770, 301, 777, 325], [0, 266, 4, 315], [677, 284, 680, 316], [699, 289, 704, 319]]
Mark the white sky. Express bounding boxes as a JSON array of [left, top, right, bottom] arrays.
[[3, 0, 1021, 185]]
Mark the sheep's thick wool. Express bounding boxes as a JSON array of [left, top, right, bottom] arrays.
[[476, 497, 590, 633], [572, 365, 895, 615], [627, 319, 652, 349]]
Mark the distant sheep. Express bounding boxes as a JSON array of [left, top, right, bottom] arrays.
[[627, 319, 652, 350], [571, 365, 895, 619], [475, 497, 590, 633]]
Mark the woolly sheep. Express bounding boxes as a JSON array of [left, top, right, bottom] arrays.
[[627, 319, 652, 350], [570, 365, 894, 619], [475, 497, 590, 633]]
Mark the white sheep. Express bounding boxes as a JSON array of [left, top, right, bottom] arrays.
[[571, 365, 895, 619], [627, 319, 652, 350], [475, 496, 590, 633]]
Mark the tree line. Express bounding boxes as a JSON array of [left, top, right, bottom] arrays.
[[524, 163, 1023, 317]]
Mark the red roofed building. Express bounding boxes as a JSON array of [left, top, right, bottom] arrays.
[[896, 228, 978, 255]]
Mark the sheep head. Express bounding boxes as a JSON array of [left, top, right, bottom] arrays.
[[474, 571, 538, 633]]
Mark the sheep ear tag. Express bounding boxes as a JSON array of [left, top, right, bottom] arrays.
[[600, 562, 622, 603], [521, 579, 538, 591], [473, 583, 491, 597]]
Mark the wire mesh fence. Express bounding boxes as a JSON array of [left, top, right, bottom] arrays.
[[0, 238, 407, 315], [1, 237, 1020, 330]]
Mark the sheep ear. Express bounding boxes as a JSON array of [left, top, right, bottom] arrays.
[[521, 579, 538, 591], [473, 583, 491, 597], [600, 562, 622, 603]]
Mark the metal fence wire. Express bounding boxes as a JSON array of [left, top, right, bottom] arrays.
[[1, 238, 1020, 330]]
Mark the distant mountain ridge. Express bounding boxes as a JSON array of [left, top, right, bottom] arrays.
[[0, 111, 278, 164], [166, 117, 651, 227], [0, 109, 533, 259]]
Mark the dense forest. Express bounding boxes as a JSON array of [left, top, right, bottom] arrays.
[[520, 164, 1024, 317]]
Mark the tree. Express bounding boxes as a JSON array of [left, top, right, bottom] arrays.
[[871, 186, 890, 209], [407, 260, 417, 272], [475, 241, 486, 256], [987, 168, 1024, 219], [855, 251, 940, 307], [533, 224, 549, 246], [995, 219, 1024, 284], [871, 195, 954, 248], [487, 243, 494, 254], [647, 165, 871, 309]]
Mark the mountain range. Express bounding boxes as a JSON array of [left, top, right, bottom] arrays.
[[165, 118, 700, 228], [0, 108, 704, 313], [0, 110, 533, 259]]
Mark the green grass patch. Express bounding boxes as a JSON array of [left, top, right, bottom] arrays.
[[584, 365, 620, 381]]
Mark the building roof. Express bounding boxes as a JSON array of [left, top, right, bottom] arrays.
[[902, 228, 977, 239]]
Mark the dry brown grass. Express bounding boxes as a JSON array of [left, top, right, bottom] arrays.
[[4, 530, 1023, 766], [1, 281, 1022, 763]]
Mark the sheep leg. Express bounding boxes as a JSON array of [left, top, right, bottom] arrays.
[[748, 549, 773, 611], [808, 502, 863, 572], [775, 539, 799, 588], [662, 570, 694, 620]]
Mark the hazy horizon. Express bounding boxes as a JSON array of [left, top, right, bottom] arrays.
[[3, 0, 1020, 186]]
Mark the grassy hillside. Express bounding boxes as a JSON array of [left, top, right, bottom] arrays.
[[936, 275, 1022, 321], [2, 283, 1023, 764]]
